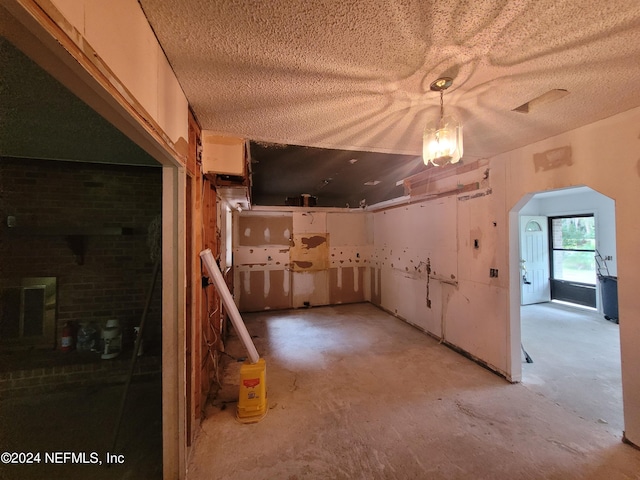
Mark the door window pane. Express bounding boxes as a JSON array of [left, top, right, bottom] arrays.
[[525, 220, 542, 232]]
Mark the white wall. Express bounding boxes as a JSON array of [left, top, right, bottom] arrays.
[[373, 106, 640, 447], [373, 182, 508, 373], [373, 199, 457, 337]]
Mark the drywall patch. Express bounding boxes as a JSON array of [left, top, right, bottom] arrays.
[[239, 269, 291, 312], [293, 261, 313, 269], [302, 235, 326, 249], [242, 270, 251, 295], [533, 146, 572, 172], [371, 268, 382, 306], [266, 270, 290, 309], [238, 215, 292, 246], [238, 270, 264, 312], [329, 267, 365, 304], [290, 233, 329, 271], [263, 270, 270, 298]]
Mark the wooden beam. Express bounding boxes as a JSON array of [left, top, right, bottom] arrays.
[[403, 158, 490, 194]]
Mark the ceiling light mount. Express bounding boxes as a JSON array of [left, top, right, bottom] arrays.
[[423, 77, 463, 167], [430, 77, 453, 92]]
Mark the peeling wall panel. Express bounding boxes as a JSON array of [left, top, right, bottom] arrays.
[[329, 246, 371, 268], [374, 198, 457, 279], [235, 246, 290, 270], [290, 233, 329, 272]]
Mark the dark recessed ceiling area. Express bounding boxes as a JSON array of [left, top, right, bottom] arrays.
[[249, 142, 426, 208]]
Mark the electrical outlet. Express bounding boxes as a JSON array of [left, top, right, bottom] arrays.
[[490, 268, 499, 278]]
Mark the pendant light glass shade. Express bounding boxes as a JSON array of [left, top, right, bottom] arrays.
[[423, 77, 463, 167], [423, 115, 463, 166]]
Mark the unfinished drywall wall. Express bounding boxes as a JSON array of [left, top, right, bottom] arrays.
[[289, 211, 327, 307], [234, 209, 372, 312], [235, 212, 293, 312], [328, 212, 372, 305], [374, 106, 640, 447], [373, 199, 457, 337]]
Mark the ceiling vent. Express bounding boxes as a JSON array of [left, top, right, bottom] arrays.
[[513, 89, 569, 113]]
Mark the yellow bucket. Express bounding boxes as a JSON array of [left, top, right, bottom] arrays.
[[237, 358, 268, 423]]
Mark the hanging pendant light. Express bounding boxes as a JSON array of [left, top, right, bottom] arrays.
[[423, 77, 463, 167]]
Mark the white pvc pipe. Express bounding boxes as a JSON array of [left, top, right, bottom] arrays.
[[199, 249, 260, 364]]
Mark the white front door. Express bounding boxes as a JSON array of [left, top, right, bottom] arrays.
[[520, 216, 550, 305]]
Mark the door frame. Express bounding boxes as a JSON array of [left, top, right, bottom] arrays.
[[1, 6, 188, 476], [519, 215, 551, 305]]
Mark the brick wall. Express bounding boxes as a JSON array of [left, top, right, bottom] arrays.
[[0, 158, 162, 351]]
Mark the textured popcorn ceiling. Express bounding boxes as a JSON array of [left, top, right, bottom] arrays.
[[140, 0, 640, 160], [2, 1, 640, 207]]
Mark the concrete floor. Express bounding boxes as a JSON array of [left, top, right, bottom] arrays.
[[187, 303, 640, 480], [0, 378, 162, 480], [521, 302, 623, 437]]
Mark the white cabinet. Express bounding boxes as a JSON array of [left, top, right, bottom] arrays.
[[201, 132, 245, 176]]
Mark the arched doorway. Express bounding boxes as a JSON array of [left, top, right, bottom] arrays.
[[510, 186, 623, 437]]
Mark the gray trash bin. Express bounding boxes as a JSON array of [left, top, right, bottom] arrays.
[[599, 275, 618, 323]]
